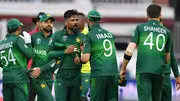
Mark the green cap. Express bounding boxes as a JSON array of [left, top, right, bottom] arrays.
[[40, 13, 55, 22], [7, 18, 23, 29], [87, 10, 102, 22]]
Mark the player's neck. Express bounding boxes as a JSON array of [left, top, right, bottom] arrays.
[[67, 28, 73, 34], [37, 26, 41, 31], [43, 31, 51, 38], [149, 18, 159, 21]]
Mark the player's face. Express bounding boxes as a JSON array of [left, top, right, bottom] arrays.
[[66, 15, 79, 33], [42, 19, 53, 32], [36, 19, 41, 29], [78, 16, 86, 30], [17, 26, 22, 36], [87, 19, 91, 28]]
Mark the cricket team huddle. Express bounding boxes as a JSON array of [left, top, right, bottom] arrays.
[[0, 3, 180, 101]]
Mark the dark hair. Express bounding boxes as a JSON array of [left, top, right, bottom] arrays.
[[64, 9, 79, 20], [78, 12, 85, 17], [146, 4, 161, 18], [7, 27, 18, 33]]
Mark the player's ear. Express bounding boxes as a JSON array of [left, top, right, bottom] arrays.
[[159, 14, 162, 19], [16, 26, 22, 36], [64, 20, 67, 26], [17, 26, 22, 32], [146, 14, 150, 19]]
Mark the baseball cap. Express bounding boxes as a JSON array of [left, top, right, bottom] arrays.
[[40, 13, 55, 22], [7, 18, 23, 29], [87, 10, 102, 22], [32, 12, 45, 24]]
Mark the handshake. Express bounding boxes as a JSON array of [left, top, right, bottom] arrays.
[[19, 31, 31, 44]]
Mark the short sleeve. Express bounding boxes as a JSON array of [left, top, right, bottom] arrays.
[[131, 26, 140, 44], [83, 35, 92, 54], [165, 32, 172, 53]]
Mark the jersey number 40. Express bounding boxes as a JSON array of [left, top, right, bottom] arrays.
[[143, 32, 165, 51]]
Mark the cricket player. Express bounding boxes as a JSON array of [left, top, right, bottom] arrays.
[[0, 18, 32, 101], [78, 12, 90, 101], [30, 12, 45, 35], [48, 9, 84, 101], [161, 45, 180, 101], [81, 10, 118, 101], [159, 19, 180, 101], [28, 11, 45, 101], [120, 4, 172, 101], [29, 14, 55, 101]]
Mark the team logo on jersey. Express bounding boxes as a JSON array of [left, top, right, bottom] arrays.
[[85, 79, 89, 82], [40, 83, 46, 88], [62, 35, 68, 41], [98, 29, 102, 32], [153, 23, 157, 25], [36, 38, 41, 44], [76, 37, 81, 43], [48, 38, 52, 45]]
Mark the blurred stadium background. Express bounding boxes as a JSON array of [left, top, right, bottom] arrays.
[[0, 0, 180, 101]]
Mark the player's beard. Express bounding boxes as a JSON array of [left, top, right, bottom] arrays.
[[70, 24, 80, 33], [43, 27, 52, 33]]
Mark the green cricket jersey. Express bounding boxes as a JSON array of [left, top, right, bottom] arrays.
[[0, 34, 32, 83], [131, 20, 172, 75], [83, 24, 118, 77], [31, 31, 53, 80], [48, 28, 84, 70], [164, 44, 179, 77]]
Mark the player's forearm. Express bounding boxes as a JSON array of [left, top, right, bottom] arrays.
[[81, 53, 90, 64], [121, 59, 129, 71], [121, 42, 136, 70], [22, 43, 33, 59], [48, 50, 65, 59], [171, 58, 180, 77], [39, 59, 56, 71]]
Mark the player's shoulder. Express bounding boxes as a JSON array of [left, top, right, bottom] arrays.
[[16, 35, 25, 43], [31, 31, 42, 41], [136, 22, 146, 28], [31, 31, 41, 37], [100, 27, 115, 37], [53, 30, 64, 37], [81, 27, 89, 35], [0, 39, 5, 45], [160, 25, 171, 33]]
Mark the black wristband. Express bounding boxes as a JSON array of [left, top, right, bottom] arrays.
[[124, 53, 132, 60]]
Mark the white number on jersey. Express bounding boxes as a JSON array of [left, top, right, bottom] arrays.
[[103, 39, 113, 57], [0, 48, 16, 66], [143, 32, 165, 51]]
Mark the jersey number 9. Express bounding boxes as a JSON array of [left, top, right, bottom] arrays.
[[103, 39, 113, 57]]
